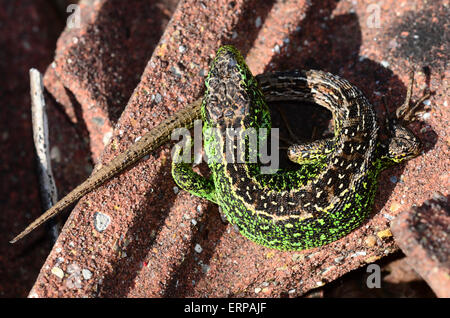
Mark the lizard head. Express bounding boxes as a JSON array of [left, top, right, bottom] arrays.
[[202, 45, 269, 130], [380, 122, 422, 164], [377, 71, 430, 166]]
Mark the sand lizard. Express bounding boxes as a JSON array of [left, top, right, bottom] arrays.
[[11, 46, 428, 250]]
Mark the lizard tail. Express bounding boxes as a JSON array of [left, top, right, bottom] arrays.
[[10, 98, 202, 243]]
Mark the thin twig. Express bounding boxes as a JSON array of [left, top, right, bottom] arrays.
[[30, 68, 59, 243]]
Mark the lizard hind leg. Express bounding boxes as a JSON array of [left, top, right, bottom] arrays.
[[171, 143, 217, 204], [394, 70, 431, 123]]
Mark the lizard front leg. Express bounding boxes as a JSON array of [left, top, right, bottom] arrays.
[[171, 142, 217, 204]]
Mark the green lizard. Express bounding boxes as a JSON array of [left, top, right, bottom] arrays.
[[11, 46, 428, 251], [171, 45, 429, 250]]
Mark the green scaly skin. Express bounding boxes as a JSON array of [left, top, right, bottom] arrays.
[[172, 45, 424, 251]]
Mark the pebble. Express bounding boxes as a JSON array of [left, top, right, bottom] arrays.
[[323, 266, 336, 276], [170, 65, 183, 78], [67, 263, 80, 274], [94, 212, 111, 232], [82, 269, 93, 280], [194, 244, 203, 253], [51, 266, 64, 279], [365, 235, 378, 247], [350, 251, 367, 258], [92, 116, 105, 127], [316, 281, 325, 287], [154, 93, 162, 104], [383, 212, 395, 220], [390, 201, 403, 213], [422, 112, 431, 120], [334, 256, 345, 264], [255, 16, 262, 28], [178, 45, 186, 53], [377, 228, 393, 239], [50, 146, 61, 163], [273, 44, 280, 54], [103, 131, 113, 146]]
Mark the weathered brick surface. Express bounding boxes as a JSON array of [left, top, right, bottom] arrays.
[[391, 195, 449, 298], [13, 0, 449, 297], [44, 0, 179, 161]]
